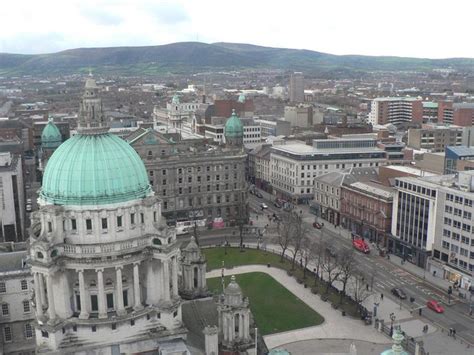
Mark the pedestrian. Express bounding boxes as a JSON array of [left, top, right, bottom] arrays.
[[449, 328, 453, 336], [381, 293, 384, 300], [256, 215, 258, 221], [366, 284, 369, 291], [453, 328, 456, 339]]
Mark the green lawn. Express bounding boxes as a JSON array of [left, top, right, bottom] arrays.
[[204, 247, 284, 271], [207, 272, 324, 335], [204, 247, 360, 318]]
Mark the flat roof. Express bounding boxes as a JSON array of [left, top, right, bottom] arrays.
[[273, 143, 315, 154], [384, 165, 437, 176], [350, 181, 394, 199]]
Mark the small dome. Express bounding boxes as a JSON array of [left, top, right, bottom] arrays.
[[40, 133, 151, 206], [224, 109, 244, 139], [238, 93, 246, 103], [171, 94, 180, 105], [41, 119, 62, 149], [224, 275, 242, 295], [184, 236, 199, 252]]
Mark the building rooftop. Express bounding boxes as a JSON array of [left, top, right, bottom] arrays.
[[422, 102, 438, 108], [0, 250, 28, 273], [350, 181, 394, 199], [384, 165, 437, 177], [373, 97, 420, 102], [272, 143, 315, 154]]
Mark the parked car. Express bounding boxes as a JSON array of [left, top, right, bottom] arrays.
[[391, 287, 407, 299], [26, 198, 32, 204], [260, 203, 268, 210], [26, 204, 32, 212], [273, 201, 282, 208], [255, 192, 263, 198], [313, 222, 323, 229], [426, 300, 444, 313], [352, 238, 370, 254]]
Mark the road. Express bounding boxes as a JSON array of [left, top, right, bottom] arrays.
[[182, 190, 474, 346]]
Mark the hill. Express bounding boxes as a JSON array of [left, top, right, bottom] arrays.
[[0, 41, 472, 76]]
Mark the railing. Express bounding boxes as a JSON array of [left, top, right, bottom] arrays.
[[61, 236, 155, 256]]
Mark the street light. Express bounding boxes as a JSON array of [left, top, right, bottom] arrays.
[[390, 312, 396, 336]]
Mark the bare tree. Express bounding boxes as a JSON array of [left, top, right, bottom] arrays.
[[275, 211, 299, 262], [351, 271, 372, 306], [233, 190, 249, 251], [313, 237, 326, 282], [322, 248, 341, 294], [337, 249, 357, 304], [288, 214, 306, 270], [299, 236, 315, 279]]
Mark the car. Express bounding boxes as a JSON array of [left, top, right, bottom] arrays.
[[26, 204, 32, 212], [313, 222, 323, 229], [26, 198, 32, 204], [426, 300, 444, 313], [260, 203, 268, 210], [391, 287, 407, 299], [255, 192, 263, 198], [273, 201, 282, 208]]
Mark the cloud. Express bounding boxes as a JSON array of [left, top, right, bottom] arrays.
[[0, 32, 66, 54], [79, 7, 124, 26], [145, 2, 190, 25]]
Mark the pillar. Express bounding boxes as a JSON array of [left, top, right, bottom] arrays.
[[97, 269, 107, 318], [238, 313, 243, 338], [33, 273, 43, 317], [228, 314, 234, 342], [172, 257, 178, 297], [38, 273, 47, 308], [162, 259, 170, 301], [46, 274, 56, 320], [146, 260, 158, 305], [133, 263, 142, 310], [78, 270, 89, 319], [116, 267, 126, 315]]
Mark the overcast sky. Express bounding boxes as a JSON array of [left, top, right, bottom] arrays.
[[1, 0, 472, 58]]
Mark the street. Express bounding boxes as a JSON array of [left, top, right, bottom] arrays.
[[183, 189, 474, 346]]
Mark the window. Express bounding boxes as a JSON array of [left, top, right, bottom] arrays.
[[21, 279, 28, 290], [1, 303, 9, 316], [112, 323, 117, 330], [0, 282, 5, 293], [140, 213, 145, 224], [24, 323, 33, 339], [48, 222, 52, 232], [162, 179, 167, 185], [41, 330, 49, 338], [86, 219, 92, 231], [23, 300, 31, 313], [101, 218, 108, 229], [207, 185, 211, 192], [117, 216, 123, 228], [178, 168, 182, 174], [188, 176, 192, 183], [71, 218, 77, 230], [92, 326, 97, 332], [178, 187, 183, 194], [162, 169, 167, 176], [3, 326, 12, 342], [178, 177, 183, 184], [130, 213, 135, 225]]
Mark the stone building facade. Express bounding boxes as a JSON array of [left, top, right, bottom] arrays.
[[128, 129, 247, 226], [29, 78, 189, 354]]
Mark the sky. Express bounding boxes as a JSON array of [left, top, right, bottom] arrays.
[[0, 0, 473, 58]]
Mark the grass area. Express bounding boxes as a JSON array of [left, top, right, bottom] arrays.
[[207, 272, 324, 335], [204, 247, 360, 318]]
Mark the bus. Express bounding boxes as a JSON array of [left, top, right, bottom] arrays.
[[176, 219, 206, 235]]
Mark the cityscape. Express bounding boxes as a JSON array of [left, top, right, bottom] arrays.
[[0, 2, 474, 355]]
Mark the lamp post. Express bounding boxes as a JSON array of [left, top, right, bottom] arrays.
[[373, 301, 380, 318], [390, 312, 396, 336]]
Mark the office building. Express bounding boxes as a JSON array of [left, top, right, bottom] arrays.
[[438, 102, 474, 126], [289, 72, 304, 103], [444, 146, 474, 174], [284, 104, 313, 128], [407, 124, 463, 152], [254, 119, 291, 138], [368, 97, 423, 126]]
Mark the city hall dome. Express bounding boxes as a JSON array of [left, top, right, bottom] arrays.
[[41, 119, 62, 149], [224, 109, 244, 139], [40, 133, 151, 206]]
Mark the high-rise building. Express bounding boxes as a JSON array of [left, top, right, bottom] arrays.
[[289, 72, 304, 103], [438, 102, 474, 126], [0, 152, 25, 242], [29, 78, 188, 354], [407, 124, 463, 152], [368, 97, 423, 126]]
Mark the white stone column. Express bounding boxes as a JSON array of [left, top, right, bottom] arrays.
[[228, 314, 234, 342], [133, 263, 142, 310], [33, 273, 43, 317], [78, 270, 89, 319], [116, 267, 126, 315], [97, 269, 107, 318], [201, 264, 207, 289], [172, 256, 178, 297], [146, 260, 157, 305], [46, 274, 56, 320], [162, 259, 170, 301], [38, 273, 47, 308], [238, 313, 243, 338]]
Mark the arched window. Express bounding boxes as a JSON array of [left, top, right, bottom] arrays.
[[36, 251, 44, 259], [89, 280, 96, 287], [153, 238, 162, 245], [50, 250, 58, 258], [105, 279, 113, 286]]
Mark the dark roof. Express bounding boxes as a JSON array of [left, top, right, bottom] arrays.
[[181, 298, 218, 351], [0, 251, 28, 272]]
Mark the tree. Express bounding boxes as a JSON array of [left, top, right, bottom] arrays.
[[313, 236, 326, 282], [299, 236, 316, 279], [351, 271, 372, 307], [275, 211, 299, 262], [322, 247, 341, 294], [288, 213, 306, 270], [233, 189, 249, 251], [337, 249, 357, 304]]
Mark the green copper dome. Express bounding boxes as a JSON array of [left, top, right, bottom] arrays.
[[41, 120, 62, 149], [224, 110, 244, 138], [40, 133, 151, 206]]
